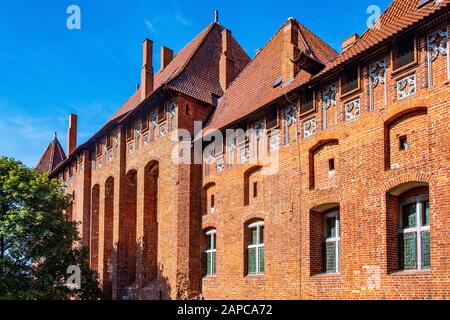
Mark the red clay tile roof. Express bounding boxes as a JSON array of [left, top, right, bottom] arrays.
[[48, 21, 250, 174], [35, 135, 67, 174], [109, 22, 249, 123], [315, 0, 449, 76], [205, 19, 338, 132], [205, 0, 449, 132]]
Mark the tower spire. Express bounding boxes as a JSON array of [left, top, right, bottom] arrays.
[[214, 10, 219, 23]]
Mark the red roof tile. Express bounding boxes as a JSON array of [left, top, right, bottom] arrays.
[[205, 0, 449, 132], [35, 135, 67, 174], [205, 19, 338, 132]]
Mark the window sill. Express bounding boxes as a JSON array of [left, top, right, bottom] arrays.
[[245, 274, 265, 278], [389, 269, 431, 276], [311, 272, 341, 278], [340, 86, 361, 100], [391, 61, 418, 78]]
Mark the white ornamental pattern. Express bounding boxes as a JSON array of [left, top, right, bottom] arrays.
[[322, 84, 337, 110], [303, 118, 317, 138], [397, 75, 416, 100], [216, 157, 225, 173], [282, 105, 298, 127], [345, 98, 361, 121], [269, 131, 280, 152], [369, 61, 386, 89], [253, 120, 265, 140], [427, 28, 448, 62]]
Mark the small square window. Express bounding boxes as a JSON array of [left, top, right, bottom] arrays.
[[399, 136, 408, 151]]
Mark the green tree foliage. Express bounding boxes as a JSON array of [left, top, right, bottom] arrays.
[[0, 157, 101, 300]]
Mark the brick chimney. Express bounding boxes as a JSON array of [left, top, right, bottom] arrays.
[[219, 29, 235, 91], [141, 39, 154, 101], [160, 46, 174, 70], [282, 18, 301, 82], [67, 113, 78, 155], [342, 34, 359, 52]]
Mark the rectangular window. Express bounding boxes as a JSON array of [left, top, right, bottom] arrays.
[[210, 194, 215, 210], [393, 33, 416, 71], [399, 136, 408, 151], [341, 65, 360, 96], [135, 122, 141, 150], [329, 158, 335, 177], [399, 198, 430, 271], [323, 211, 340, 273], [205, 230, 217, 276], [247, 222, 264, 275], [253, 182, 258, 198], [300, 90, 315, 115]]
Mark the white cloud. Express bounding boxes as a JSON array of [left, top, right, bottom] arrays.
[[175, 13, 190, 26], [144, 19, 158, 34]]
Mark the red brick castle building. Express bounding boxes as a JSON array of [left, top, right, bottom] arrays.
[[36, 0, 450, 299]]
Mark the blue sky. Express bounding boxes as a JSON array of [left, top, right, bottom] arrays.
[[0, 0, 391, 167]]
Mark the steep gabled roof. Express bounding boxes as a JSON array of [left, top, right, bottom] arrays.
[[205, 19, 338, 131], [109, 22, 249, 124], [35, 134, 67, 174]]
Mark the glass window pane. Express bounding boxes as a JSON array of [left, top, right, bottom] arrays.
[[212, 234, 216, 250], [400, 232, 417, 270], [324, 242, 336, 273], [259, 247, 265, 274], [207, 234, 212, 250], [248, 248, 256, 274], [421, 231, 430, 269], [251, 228, 258, 245], [212, 252, 216, 275], [402, 204, 417, 229], [206, 252, 211, 276], [422, 201, 430, 226], [326, 216, 336, 238], [260, 226, 264, 244]]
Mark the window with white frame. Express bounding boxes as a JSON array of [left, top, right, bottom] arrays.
[[247, 221, 264, 275], [323, 211, 340, 273], [399, 195, 430, 271], [205, 230, 216, 276]]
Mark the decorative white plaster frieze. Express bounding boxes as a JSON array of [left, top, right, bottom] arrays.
[[345, 98, 361, 121], [303, 118, 317, 138], [397, 74, 416, 100]]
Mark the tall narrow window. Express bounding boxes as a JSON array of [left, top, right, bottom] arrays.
[[247, 221, 265, 275], [323, 211, 340, 273], [253, 182, 258, 198], [205, 230, 217, 276], [400, 196, 430, 270], [329, 158, 335, 177], [210, 194, 215, 213]]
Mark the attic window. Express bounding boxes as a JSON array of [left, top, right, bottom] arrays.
[[273, 76, 283, 88], [417, 0, 433, 8], [300, 90, 315, 115], [212, 94, 220, 108], [341, 65, 360, 96], [393, 33, 416, 71]]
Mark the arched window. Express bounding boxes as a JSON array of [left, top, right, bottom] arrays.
[[246, 221, 265, 275], [399, 194, 430, 270], [204, 229, 217, 276]]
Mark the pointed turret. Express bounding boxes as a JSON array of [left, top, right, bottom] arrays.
[[35, 133, 67, 174]]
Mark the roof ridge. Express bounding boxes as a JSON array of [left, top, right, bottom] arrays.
[[164, 22, 217, 85]]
